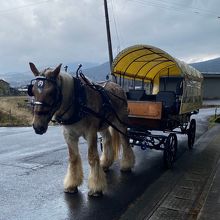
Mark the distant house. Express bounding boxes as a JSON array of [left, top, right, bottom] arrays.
[[159, 72, 220, 100], [202, 73, 220, 99], [0, 79, 10, 96]]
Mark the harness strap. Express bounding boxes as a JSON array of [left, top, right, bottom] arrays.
[[80, 72, 128, 127], [81, 105, 128, 137], [80, 72, 127, 104]]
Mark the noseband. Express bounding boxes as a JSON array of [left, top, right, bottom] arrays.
[[28, 76, 62, 115]]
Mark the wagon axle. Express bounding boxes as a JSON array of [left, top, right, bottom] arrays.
[[128, 130, 178, 168]]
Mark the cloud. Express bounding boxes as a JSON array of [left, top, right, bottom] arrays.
[[0, 0, 219, 73]]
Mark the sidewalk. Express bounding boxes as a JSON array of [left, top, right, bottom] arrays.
[[120, 124, 220, 220]]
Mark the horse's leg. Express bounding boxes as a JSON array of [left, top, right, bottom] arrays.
[[63, 131, 83, 193], [87, 131, 107, 197], [118, 126, 135, 172], [100, 129, 114, 171]]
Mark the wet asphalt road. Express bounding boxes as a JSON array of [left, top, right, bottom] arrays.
[[0, 108, 215, 220]]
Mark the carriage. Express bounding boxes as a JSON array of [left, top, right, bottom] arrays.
[[111, 45, 203, 168], [27, 45, 203, 196]]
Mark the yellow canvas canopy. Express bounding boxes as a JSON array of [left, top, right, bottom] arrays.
[[112, 44, 203, 114], [112, 44, 203, 82]]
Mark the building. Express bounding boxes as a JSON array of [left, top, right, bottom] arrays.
[[202, 73, 220, 99], [0, 79, 10, 96], [159, 72, 220, 100]]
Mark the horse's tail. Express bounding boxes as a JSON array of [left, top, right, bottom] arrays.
[[109, 127, 121, 160]]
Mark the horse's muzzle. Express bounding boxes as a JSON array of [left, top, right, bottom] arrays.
[[33, 124, 47, 135]]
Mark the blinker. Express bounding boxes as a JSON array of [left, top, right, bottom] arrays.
[[27, 76, 62, 110], [37, 80, 45, 90], [27, 76, 54, 96]]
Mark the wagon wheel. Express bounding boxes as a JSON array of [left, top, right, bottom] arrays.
[[163, 133, 178, 169], [187, 119, 196, 150]]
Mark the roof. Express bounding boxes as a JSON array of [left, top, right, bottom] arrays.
[[202, 73, 220, 78], [0, 79, 9, 85], [112, 45, 203, 82]]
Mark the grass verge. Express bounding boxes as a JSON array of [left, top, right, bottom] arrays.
[[0, 96, 33, 127]]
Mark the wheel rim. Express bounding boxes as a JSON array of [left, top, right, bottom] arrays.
[[164, 133, 177, 168]]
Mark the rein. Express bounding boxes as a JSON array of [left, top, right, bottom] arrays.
[[78, 73, 129, 136], [79, 73, 128, 126]]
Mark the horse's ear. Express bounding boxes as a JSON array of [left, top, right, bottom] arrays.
[[52, 64, 62, 78], [29, 62, 40, 76]]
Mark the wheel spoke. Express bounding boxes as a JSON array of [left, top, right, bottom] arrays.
[[188, 119, 196, 149]]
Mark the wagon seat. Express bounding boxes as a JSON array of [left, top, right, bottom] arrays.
[[126, 89, 156, 101], [156, 91, 178, 116]]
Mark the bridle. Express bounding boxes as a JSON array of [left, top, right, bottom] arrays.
[[27, 76, 63, 116], [27, 73, 86, 124]]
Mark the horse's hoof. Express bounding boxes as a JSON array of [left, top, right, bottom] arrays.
[[88, 190, 103, 197], [64, 186, 78, 194]]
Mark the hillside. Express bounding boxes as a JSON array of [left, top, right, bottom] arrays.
[[83, 62, 110, 81], [0, 96, 33, 126], [0, 72, 32, 87], [82, 57, 220, 80], [1, 57, 220, 87], [190, 57, 220, 73]]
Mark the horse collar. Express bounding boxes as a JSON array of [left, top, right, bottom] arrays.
[[55, 77, 86, 125]]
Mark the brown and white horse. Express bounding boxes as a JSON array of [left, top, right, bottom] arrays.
[[28, 62, 135, 197]]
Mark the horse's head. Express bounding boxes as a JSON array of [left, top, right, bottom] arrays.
[[28, 62, 62, 135]]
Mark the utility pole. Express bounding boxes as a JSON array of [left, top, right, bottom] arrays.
[[104, 0, 114, 74]]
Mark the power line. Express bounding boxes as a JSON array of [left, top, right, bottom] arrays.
[[126, 0, 220, 18], [110, 0, 122, 53], [151, 0, 219, 16], [0, 0, 52, 15]]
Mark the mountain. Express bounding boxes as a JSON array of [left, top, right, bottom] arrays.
[[0, 62, 99, 87], [190, 57, 220, 73], [68, 62, 110, 81], [0, 72, 32, 88], [81, 57, 220, 81], [1, 57, 220, 87], [83, 62, 110, 81], [65, 61, 99, 72], [82, 57, 220, 81]]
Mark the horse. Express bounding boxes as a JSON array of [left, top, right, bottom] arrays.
[[28, 62, 135, 197]]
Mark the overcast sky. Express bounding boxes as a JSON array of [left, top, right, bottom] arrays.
[[0, 0, 219, 73]]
